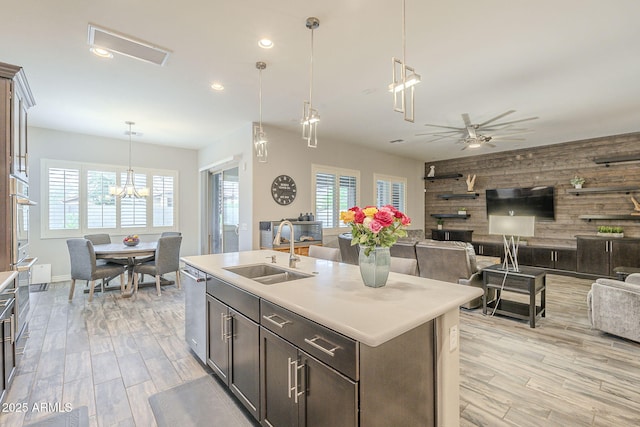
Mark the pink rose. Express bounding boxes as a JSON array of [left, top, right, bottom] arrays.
[[368, 219, 384, 233], [401, 214, 411, 226]]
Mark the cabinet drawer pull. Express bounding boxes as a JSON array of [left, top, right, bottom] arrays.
[[287, 357, 295, 399], [263, 314, 291, 328], [304, 336, 340, 357]]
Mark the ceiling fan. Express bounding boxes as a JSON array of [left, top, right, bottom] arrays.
[[416, 110, 539, 150]]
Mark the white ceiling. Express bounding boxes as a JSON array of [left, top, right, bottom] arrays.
[[3, 0, 640, 161]]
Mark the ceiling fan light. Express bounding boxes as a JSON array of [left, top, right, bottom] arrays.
[[468, 141, 482, 148]]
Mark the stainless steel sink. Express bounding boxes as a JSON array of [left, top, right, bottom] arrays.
[[224, 264, 312, 284]]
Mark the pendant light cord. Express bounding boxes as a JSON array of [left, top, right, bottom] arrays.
[[259, 68, 263, 132], [309, 27, 314, 107], [402, 0, 406, 80]]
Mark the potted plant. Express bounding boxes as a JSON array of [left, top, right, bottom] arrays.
[[437, 219, 444, 230], [457, 207, 467, 215], [570, 176, 585, 189], [597, 226, 624, 238]]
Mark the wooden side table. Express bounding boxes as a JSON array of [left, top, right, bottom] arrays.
[[482, 264, 546, 328]]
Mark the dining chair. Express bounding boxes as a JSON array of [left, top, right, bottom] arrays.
[[308, 245, 341, 262], [161, 231, 182, 237], [67, 238, 126, 302], [390, 256, 418, 276], [338, 233, 359, 265], [138, 231, 182, 267], [133, 235, 182, 296]]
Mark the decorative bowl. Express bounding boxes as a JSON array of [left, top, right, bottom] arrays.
[[123, 236, 140, 246]]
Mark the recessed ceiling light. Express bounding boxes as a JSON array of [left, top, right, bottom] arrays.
[[90, 47, 113, 59], [258, 38, 274, 49], [211, 82, 224, 91]]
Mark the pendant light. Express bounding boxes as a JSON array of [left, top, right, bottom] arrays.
[[109, 121, 149, 198], [301, 17, 320, 148], [253, 61, 268, 162], [389, 0, 421, 122]]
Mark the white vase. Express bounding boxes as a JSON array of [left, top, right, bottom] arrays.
[[574, 183, 583, 189]]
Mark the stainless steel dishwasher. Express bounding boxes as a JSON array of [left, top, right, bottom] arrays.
[[181, 265, 208, 363]]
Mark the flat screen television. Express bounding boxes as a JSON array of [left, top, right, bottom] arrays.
[[485, 186, 555, 221]]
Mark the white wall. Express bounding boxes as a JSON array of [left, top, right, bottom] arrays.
[[29, 127, 199, 281], [198, 123, 254, 252], [251, 125, 425, 249]]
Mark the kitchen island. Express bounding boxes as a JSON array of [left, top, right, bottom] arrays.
[[181, 250, 482, 427]]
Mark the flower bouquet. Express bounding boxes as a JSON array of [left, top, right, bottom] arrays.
[[340, 205, 411, 256]]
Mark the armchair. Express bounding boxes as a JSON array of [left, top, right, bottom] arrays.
[[415, 239, 491, 309], [587, 274, 640, 343]]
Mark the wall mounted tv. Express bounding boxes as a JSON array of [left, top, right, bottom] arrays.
[[485, 186, 555, 221]]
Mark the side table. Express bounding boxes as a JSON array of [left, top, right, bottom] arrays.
[[482, 264, 546, 328]]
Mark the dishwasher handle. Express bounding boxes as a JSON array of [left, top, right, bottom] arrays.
[[180, 269, 207, 282]]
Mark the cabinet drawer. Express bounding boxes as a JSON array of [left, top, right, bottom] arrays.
[[207, 275, 260, 323], [260, 300, 358, 381]]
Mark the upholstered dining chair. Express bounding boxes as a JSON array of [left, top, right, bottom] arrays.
[[160, 231, 182, 237], [137, 231, 182, 266], [67, 238, 126, 302], [338, 233, 360, 265], [390, 257, 418, 276], [308, 245, 341, 261], [133, 235, 182, 296]]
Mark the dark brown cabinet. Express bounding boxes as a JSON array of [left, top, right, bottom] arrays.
[[206, 277, 260, 420], [473, 242, 503, 257], [577, 236, 640, 277], [431, 229, 473, 242], [520, 247, 577, 272], [0, 63, 35, 271]]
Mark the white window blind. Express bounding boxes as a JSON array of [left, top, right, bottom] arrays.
[[153, 175, 175, 227], [48, 167, 80, 230], [42, 159, 178, 238], [313, 166, 359, 230], [87, 170, 116, 229], [121, 172, 147, 228], [375, 174, 407, 212]]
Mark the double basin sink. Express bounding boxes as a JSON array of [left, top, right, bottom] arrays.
[[224, 263, 312, 285]]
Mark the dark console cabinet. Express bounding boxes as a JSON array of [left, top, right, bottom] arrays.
[[431, 229, 473, 242], [577, 236, 640, 277], [520, 247, 577, 272]]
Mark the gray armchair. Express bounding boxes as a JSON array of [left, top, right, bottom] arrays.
[[415, 239, 491, 309], [587, 274, 640, 343], [67, 238, 126, 302], [133, 235, 182, 296]]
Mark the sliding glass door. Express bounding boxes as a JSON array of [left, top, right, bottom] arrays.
[[208, 166, 239, 254]]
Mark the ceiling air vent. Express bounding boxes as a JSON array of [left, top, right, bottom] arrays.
[[88, 24, 171, 66]]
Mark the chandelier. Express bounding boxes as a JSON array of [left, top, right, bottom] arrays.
[[254, 61, 268, 162], [109, 121, 149, 198], [389, 0, 421, 122], [301, 17, 320, 148]]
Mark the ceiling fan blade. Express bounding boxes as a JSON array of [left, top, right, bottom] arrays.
[[425, 134, 460, 143], [422, 123, 465, 131], [415, 130, 461, 136], [460, 145, 468, 151], [484, 116, 539, 128], [477, 110, 516, 127], [462, 113, 472, 127], [491, 138, 526, 141], [485, 143, 497, 148]]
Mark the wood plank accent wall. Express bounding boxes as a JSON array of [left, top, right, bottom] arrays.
[[424, 132, 640, 247]]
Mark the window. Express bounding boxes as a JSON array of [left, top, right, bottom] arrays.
[[42, 159, 178, 238], [312, 165, 359, 231], [375, 174, 407, 212]]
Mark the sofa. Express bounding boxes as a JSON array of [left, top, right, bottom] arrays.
[[587, 274, 640, 342], [415, 239, 493, 309]]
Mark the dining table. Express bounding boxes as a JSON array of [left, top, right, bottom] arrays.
[[93, 242, 158, 296]]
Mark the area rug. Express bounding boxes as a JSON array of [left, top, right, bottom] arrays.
[[149, 375, 256, 427], [30, 283, 49, 292], [24, 406, 88, 427]]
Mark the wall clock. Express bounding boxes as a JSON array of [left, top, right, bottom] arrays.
[[271, 175, 297, 205]]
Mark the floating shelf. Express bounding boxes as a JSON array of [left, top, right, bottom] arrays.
[[567, 186, 640, 195], [436, 193, 479, 200], [431, 213, 470, 219], [579, 214, 640, 222], [593, 154, 640, 166], [424, 173, 463, 181]]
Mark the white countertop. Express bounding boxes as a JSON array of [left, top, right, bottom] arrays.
[[182, 250, 483, 347], [0, 271, 18, 293]]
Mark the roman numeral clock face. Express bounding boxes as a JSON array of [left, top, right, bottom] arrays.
[[271, 175, 297, 205]]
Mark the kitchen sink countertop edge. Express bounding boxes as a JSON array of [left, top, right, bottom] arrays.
[[181, 250, 483, 347]]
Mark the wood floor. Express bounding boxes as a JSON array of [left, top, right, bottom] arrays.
[[0, 273, 638, 426]]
